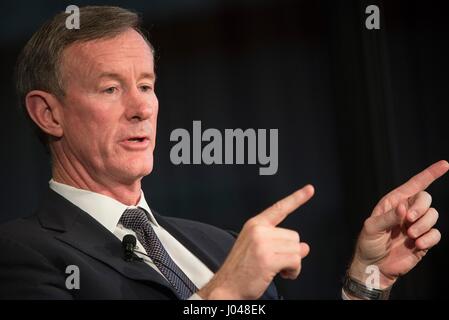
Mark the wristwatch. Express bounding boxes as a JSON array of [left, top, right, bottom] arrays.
[[342, 274, 392, 300]]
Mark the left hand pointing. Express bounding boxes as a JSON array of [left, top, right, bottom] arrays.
[[349, 160, 449, 290]]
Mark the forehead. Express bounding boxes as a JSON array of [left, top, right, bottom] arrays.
[[61, 28, 154, 77]]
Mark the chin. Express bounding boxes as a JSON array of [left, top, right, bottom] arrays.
[[116, 167, 153, 185], [141, 161, 154, 177], [110, 147, 153, 177], [128, 157, 154, 178]]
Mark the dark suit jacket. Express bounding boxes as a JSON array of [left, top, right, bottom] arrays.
[[0, 189, 279, 299]]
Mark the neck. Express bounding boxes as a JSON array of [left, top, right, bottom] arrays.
[[51, 151, 142, 206]]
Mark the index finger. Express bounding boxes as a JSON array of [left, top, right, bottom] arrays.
[[254, 184, 315, 226], [393, 160, 449, 198]]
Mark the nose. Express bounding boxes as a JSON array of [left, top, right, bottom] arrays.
[[124, 87, 156, 122]]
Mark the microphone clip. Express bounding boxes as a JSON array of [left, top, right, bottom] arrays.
[[122, 234, 143, 262]]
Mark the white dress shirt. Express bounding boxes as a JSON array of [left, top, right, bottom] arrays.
[[49, 179, 213, 299]]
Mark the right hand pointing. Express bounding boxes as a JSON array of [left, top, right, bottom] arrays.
[[198, 184, 315, 300]]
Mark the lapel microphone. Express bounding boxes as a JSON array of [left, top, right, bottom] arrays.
[[121, 234, 182, 276], [125, 233, 277, 299], [122, 234, 141, 262], [121, 234, 198, 297], [121, 234, 157, 264]]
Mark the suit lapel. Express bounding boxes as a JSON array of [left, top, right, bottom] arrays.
[[37, 189, 178, 298], [154, 213, 227, 273]]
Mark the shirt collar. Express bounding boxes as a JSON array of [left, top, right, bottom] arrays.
[[49, 179, 159, 233]]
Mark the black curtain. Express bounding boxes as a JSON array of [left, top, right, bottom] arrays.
[[0, 0, 447, 299]]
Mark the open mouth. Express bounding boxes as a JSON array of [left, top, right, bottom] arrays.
[[128, 137, 146, 142], [120, 135, 151, 150]]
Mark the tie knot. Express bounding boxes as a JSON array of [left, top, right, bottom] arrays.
[[119, 207, 149, 231]]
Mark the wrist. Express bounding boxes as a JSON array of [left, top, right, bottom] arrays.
[[348, 259, 396, 290], [197, 274, 242, 300], [342, 273, 392, 300]]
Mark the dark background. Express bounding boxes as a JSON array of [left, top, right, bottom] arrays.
[[0, 0, 448, 299]]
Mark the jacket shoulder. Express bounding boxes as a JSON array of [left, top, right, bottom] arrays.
[[0, 217, 72, 299], [0, 215, 50, 245]]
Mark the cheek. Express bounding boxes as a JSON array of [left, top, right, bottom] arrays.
[[65, 110, 114, 155], [68, 121, 103, 156]]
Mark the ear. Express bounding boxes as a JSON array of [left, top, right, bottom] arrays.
[[25, 90, 64, 138]]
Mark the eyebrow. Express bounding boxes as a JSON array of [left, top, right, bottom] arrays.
[[97, 72, 156, 82]]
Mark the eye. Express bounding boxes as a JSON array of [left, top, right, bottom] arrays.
[[103, 87, 117, 94], [139, 85, 153, 92]]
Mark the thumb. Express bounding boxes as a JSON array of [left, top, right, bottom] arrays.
[[366, 203, 407, 234]]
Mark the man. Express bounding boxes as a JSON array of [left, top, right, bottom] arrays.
[[0, 6, 447, 300]]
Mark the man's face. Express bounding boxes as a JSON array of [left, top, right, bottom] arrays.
[[57, 28, 158, 185]]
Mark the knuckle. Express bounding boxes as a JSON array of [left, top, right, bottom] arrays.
[[433, 228, 441, 242], [409, 226, 420, 238], [248, 225, 268, 245], [244, 217, 257, 229], [363, 217, 375, 234], [272, 200, 284, 213], [421, 229, 441, 248], [292, 254, 301, 267], [418, 191, 432, 205], [251, 225, 265, 240], [292, 231, 300, 243], [433, 229, 441, 243], [431, 208, 439, 220], [426, 192, 433, 204]]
